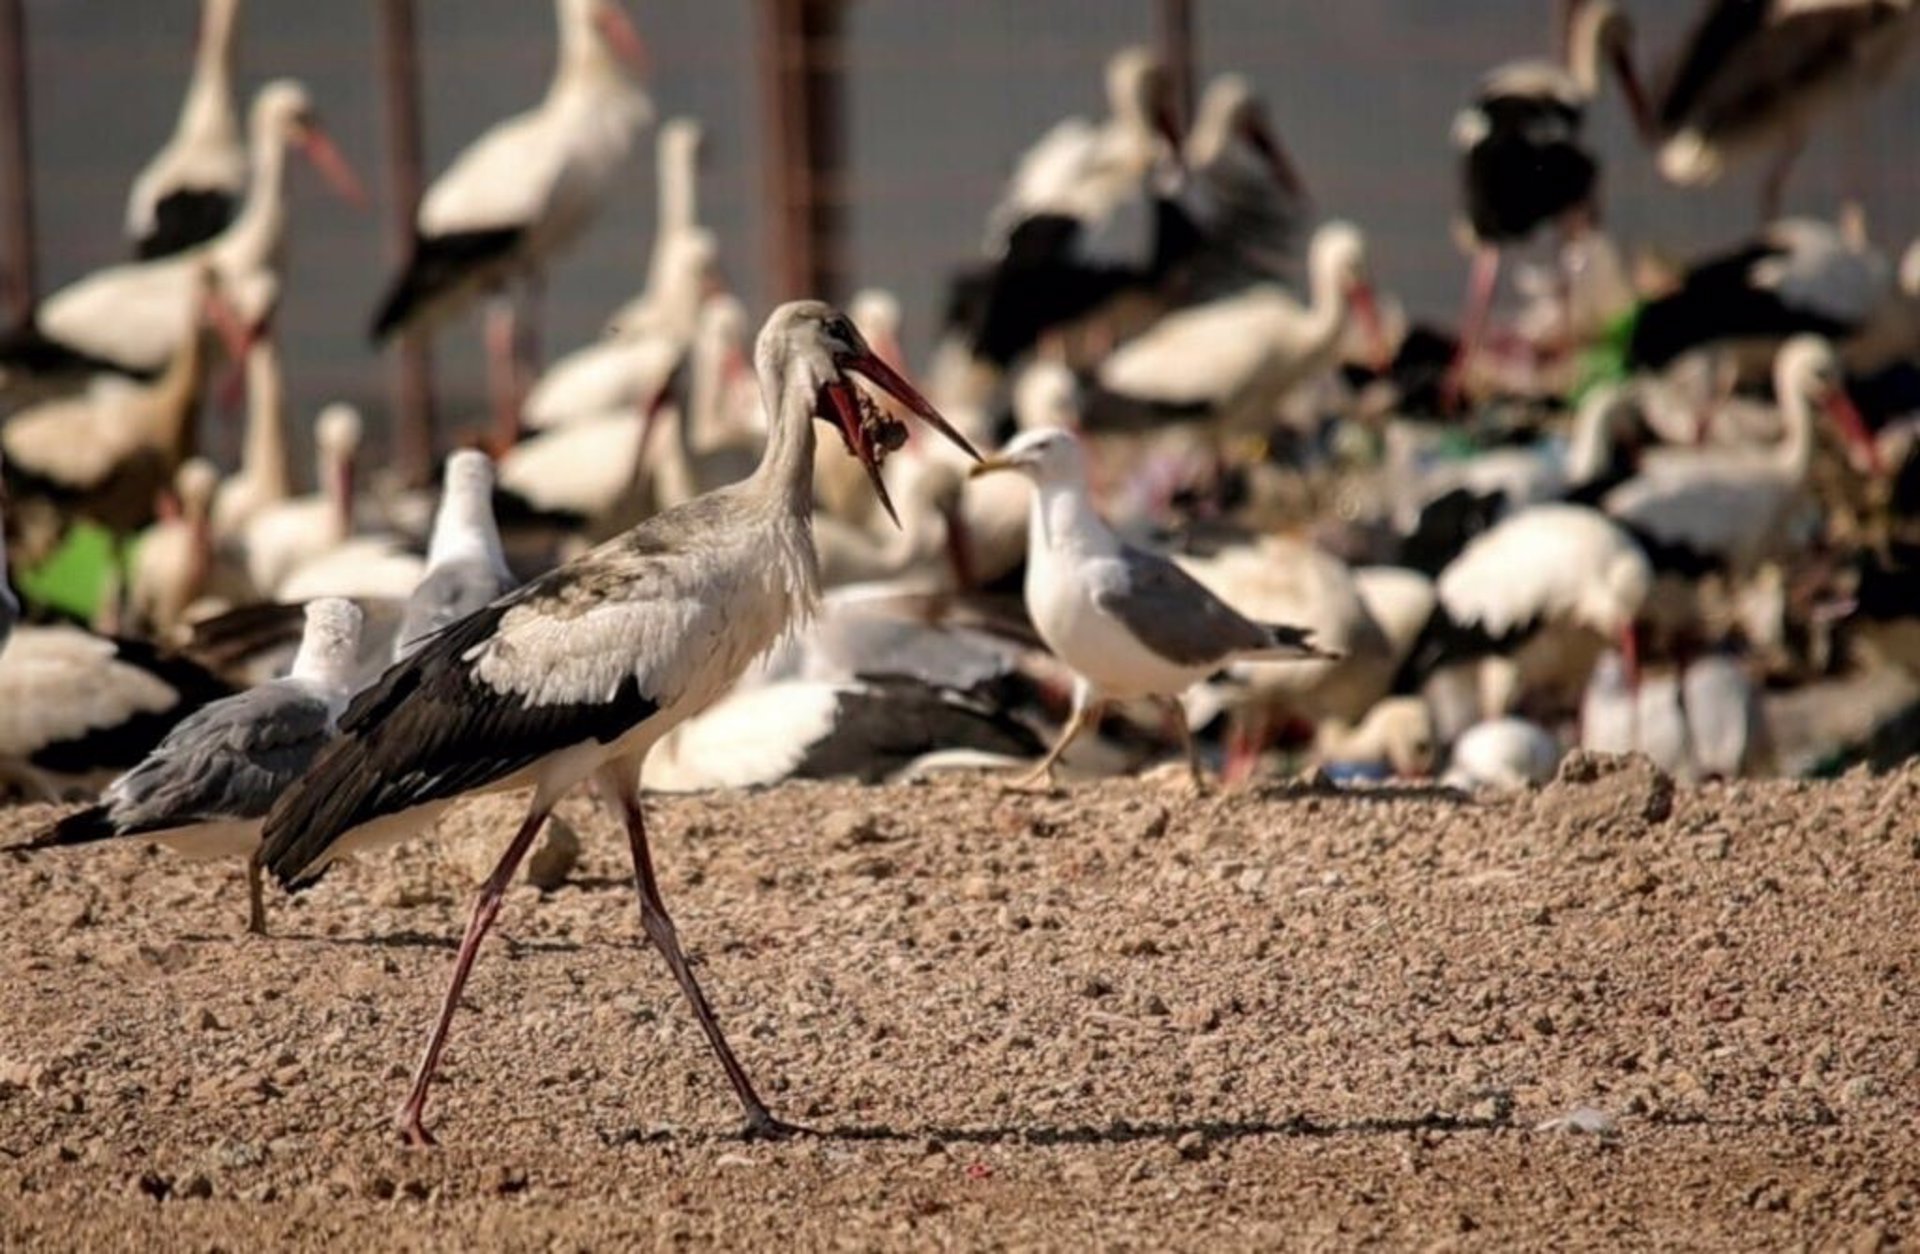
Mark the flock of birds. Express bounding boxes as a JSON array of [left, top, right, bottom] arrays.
[[1, 0, 1919, 1143]]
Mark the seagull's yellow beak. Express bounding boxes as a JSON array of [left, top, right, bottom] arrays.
[[968, 454, 1020, 479]]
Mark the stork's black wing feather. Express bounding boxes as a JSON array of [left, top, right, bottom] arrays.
[[370, 227, 525, 343]]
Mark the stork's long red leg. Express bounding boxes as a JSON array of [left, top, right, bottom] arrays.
[[1443, 246, 1501, 414], [395, 800, 551, 1146], [602, 764, 792, 1138], [485, 298, 522, 452]]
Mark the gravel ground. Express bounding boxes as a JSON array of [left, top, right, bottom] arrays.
[[1, 758, 1916, 1249]]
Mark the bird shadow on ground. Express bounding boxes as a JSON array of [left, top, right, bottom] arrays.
[[250, 929, 586, 955], [1245, 781, 1475, 806], [597, 1109, 1511, 1150]]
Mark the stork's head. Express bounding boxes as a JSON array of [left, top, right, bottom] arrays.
[[1312, 221, 1389, 372], [759, 301, 980, 526], [563, 0, 648, 72], [253, 79, 366, 207], [1191, 74, 1305, 197], [1778, 335, 1881, 476], [968, 427, 1087, 489]]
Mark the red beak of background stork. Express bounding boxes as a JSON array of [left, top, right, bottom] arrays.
[[823, 343, 980, 527], [1823, 387, 1884, 477], [1348, 281, 1392, 373], [595, 1, 650, 73], [295, 120, 368, 208]]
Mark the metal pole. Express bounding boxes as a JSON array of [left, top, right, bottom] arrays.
[[758, 0, 846, 303], [377, 0, 436, 485], [1157, 0, 1194, 132], [0, 0, 35, 324]]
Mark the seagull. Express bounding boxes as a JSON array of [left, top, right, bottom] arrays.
[[13, 599, 362, 935], [969, 428, 1330, 789], [257, 300, 979, 1146], [126, 0, 246, 259], [393, 451, 513, 661]]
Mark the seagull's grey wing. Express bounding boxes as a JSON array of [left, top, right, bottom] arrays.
[[104, 681, 335, 832], [1092, 545, 1273, 667], [395, 559, 510, 660]]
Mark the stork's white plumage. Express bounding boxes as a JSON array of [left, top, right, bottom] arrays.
[[972, 428, 1329, 789], [950, 46, 1184, 368], [259, 300, 978, 1146], [1086, 222, 1384, 433], [1443, 717, 1563, 790], [126, 0, 246, 259], [601, 117, 708, 339], [649, 296, 764, 511], [1408, 503, 1652, 730], [13, 599, 362, 935], [241, 405, 362, 597], [211, 337, 293, 540], [521, 228, 716, 432], [369, 0, 652, 341], [129, 458, 220, 639], [1605, 336, 1877, 574], [12, 81, 360, 381]]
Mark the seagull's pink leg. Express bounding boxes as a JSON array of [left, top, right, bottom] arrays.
[[600, 763, 795, 1139], [395, 799, 551, 1147]]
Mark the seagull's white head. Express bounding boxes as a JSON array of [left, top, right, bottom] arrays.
[[968, 427, 1087, 488], [291, 596, 364, 688]]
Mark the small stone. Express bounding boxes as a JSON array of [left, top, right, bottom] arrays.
[[1535, 1105, 1618, 1136], [177, 1173, 213, 1201], [824, 810, 887, 847], [524, 815, 581, 891], [1079, 975, 1114, 998], [194, 1008, 222, 1032], [1174, 1131, 1208, 1161]]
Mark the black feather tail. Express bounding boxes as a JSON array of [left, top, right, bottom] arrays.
[[370, 228, 524, 344], [7, 805, 116, 853]]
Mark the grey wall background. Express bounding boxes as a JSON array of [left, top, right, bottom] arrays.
[[15, 1, 1920, 468]]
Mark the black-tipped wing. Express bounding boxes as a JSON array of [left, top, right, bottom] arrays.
[[261, 556, 686, 886], [135, 188, 236, 260], [370, 228, 524, 342], [101, 681, 335, 835], [1091, 547, 1274, 667]]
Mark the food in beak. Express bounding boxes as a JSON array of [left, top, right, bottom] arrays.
[[823, 346, 980, 528]]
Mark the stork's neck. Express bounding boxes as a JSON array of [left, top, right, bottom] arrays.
[[427, 480, 509, 578], [322, 449, 356, 541], [750, 360, 825, 521], [240, 346, 292, 507], [657, 134, 697, 241], [1773, 384, 1817, 481], [150, 328, 209, 456], [218, 116, 289, 267], [551, 2, 637, 103], [1299, 263, 1354, 363], [178, 0, 240, 140], [1029, 473, 1117, 561]]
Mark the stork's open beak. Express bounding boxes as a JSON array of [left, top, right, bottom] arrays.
[[826, 344, 980, 527], [1610, 47, 1653, 142], [1348, 281, 1392, 373], [1823, 388, 1883, 476], [1244, 114, 1307, 199], [296, 123, 367, 208], [596, 2, 649, 72]]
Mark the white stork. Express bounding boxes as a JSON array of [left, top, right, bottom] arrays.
[[241, 404, 364, 597], [946, 46, 1184, 369], [257, 300, 979, 1145], [14, 599, 363, 935], [1446, 0, 1645, 405], [519, 229, 717, 437], [648, 294, 764, 511], [1628, 217, 1920, 377], [1083, 221, 1385, 434], [370, 0, 652, 443], [211, 336, 293, 540], [126, 0, 246, 259], [1644, 0, 1920, 217], [1604, 336, 1880, 579], [1401, 502, 1654, 734], [1180, 73, 1310, 292], [128, 458, 220, 639], [602, 116, 708, 338], [0, 626, 232, 799], [0, 80, 361, 388]]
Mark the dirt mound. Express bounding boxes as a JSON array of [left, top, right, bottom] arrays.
[[0, 774, 1915, 1248]]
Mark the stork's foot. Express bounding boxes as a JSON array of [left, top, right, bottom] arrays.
[[396, 1109, 439, 1148], [740, 1110, 808, 1142], [1001, 768, 1059, 795]]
